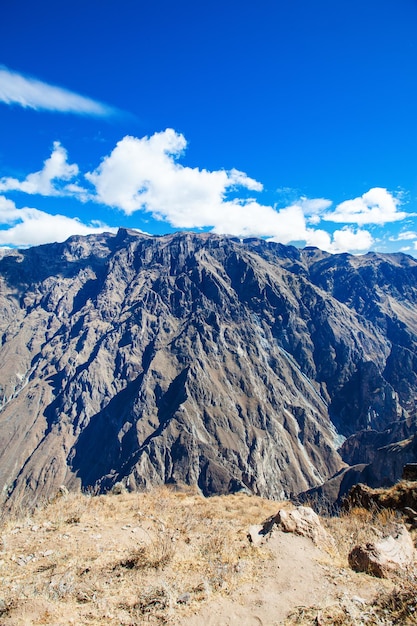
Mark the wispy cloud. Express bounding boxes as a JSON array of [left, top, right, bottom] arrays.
[[389, 230, 417, 241], [0, 66, 115, 117]]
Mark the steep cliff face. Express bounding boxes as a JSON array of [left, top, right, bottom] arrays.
[[0, 230, 416, 510]]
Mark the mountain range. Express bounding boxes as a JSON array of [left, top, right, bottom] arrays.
[[0, 229, 416, 512]]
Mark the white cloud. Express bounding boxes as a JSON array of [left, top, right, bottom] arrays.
[[86, 129, 263, 220], [84, 129, 378, 254], [0, 196, 115, 247], [228, 168, 263, 191], [389, 230, 417, 241], [0, 130, 396, 255], [0, 142, 85, 197], [299, 197, 332, 216], [0, 66, 115, 116], [86, 131, 319, 244], [211, 202, 308, 242], [269, 222, 373, 254], [324, 187, 410, 225], [298, 196, 332, 226], [330, 226, 374, 253]]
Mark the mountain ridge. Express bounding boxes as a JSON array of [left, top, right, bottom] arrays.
[[0, 229, 416, 511]]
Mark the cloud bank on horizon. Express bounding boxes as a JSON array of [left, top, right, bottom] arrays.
[[0, 129, 410, 254], [0, 68, 414, 254]]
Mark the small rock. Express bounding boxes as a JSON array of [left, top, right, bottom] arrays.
[[351, 595, 366, 605], [111, 482, 126, 494], [247, 524, 267, 546], [17, 554, 35, 566], [402, 506, 417, 526], [177, 593, 191, 604], [76, 590, 91, 603], [41, 550, 54, 557]]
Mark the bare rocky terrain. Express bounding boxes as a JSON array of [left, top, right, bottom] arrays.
[[0, 230, 416, 511]]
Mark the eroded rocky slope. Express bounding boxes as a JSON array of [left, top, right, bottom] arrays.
[[0, 230, 416, 510]]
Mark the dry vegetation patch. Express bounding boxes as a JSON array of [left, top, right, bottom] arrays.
[[285, 584, 417, 626], [0, 487, 280, 625], [324, 506, 404, 567], [313, 505, 417, 625], [346, 481, 417, 513], [1, 486, 417, 625]]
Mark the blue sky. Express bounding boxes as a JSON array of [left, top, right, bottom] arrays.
[[1, 0, 417, 254]]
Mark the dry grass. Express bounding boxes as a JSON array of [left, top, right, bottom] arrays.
[[1, 485, 417, 625], [324, 505, 403, 568], [0, 486, 280, 625], [346, 481, 417, 513], [285, 584, 417, 625], [285, 504, 417, 626]]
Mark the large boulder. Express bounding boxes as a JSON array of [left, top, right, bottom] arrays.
[[248, 505, 334, 549], [348, 523, 415, 578], [276, 506, 335, 548]]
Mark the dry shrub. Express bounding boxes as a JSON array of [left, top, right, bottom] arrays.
[[319, 499, 417, 626], [3, 486, 417, 625], [372, 585, 417, 625], [118, 583, 173, 624], [117, 536, 175, 571], [285, 584, 417, 626], [285, 604, 356, 625], [345, 481, 417, 514], [134, 584, 172, 619]]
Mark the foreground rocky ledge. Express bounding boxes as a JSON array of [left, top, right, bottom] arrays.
[[1, 487, 416, 625]]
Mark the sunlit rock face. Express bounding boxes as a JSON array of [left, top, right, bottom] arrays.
[[0, 230, 416, 509]]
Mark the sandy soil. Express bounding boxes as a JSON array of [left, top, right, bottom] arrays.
[[183, 529, 393, 626]]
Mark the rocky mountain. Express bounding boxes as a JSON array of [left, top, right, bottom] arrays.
[[0, 229, 416, 511]]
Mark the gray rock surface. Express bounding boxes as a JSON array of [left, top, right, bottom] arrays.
[[0, 230, 416, 510]]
